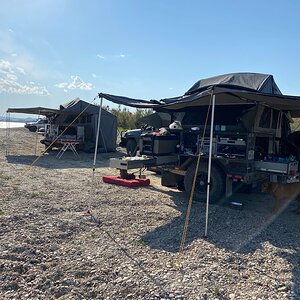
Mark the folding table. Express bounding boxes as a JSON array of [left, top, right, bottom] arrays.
[[56, 139, 80, 159]]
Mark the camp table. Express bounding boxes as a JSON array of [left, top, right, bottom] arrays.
[[56, 139, 80, 159]]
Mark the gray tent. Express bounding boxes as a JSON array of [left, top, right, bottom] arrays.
[[184, 72, 282, 95], [52, 98, 117, 152], [8, 98, 117, 152]]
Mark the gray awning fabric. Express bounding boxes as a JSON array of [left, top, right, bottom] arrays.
[[99, 93, 161, 108], [7, 107, 60, 116], [99, 87, 300, 117], [159, 87, 300, 115]]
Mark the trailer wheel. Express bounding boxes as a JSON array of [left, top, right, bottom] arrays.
[[29, 126, 37, 132], [126, 139, 138, 156], [177, 178, 185, 191], [184, 162, 225, 203]]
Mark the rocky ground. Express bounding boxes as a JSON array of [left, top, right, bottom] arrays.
[[0, 128, 299, 300]]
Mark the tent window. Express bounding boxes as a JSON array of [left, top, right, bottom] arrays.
[[271, 110, 279, 129], [64, 115, 78, 124], [259, 107, 271, 128], [181, 105, 253, 126], [86, 115, 92, 123]]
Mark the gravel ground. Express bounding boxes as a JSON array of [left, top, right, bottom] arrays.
[[0, 128, 300, 300]]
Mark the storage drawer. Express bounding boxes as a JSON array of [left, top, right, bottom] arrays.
[[254, 160, 298, 174], [140, 134, 179, 155]]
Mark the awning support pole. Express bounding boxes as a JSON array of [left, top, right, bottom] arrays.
[[34, 110, 40, 156], [204, 93, 216, 238], [5, 112, 11, 156], [93, 96, 103, 172]]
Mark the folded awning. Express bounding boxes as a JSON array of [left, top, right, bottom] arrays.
[[7, 107, 60, 116]]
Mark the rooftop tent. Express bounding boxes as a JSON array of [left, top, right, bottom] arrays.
[[184, 72, 282, 95], [98, 72, 300, 117], [136, 112, 171, 129]]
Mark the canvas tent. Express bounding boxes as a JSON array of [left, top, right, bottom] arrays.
[[8, 98, 117, 152]]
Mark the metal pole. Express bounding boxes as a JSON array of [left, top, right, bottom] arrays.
[[35, 110, 40, 156], [93, 97, 103, 171], [5, 112, 10, 156], [204, 93, 216, 238]]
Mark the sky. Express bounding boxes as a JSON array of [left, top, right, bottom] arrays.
[[1, 0, 300, 118]]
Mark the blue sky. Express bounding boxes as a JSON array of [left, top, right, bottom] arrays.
[[1, 0, 300, 118]]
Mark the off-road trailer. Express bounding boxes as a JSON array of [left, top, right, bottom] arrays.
[[101, 73, 300, 202]]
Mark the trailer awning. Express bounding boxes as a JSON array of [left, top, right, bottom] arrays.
[[99, 87, 300, 117], [7, 107, 60, 116]]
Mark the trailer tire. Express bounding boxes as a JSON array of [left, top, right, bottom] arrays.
[[29, 126, 37, 132], [126, 139, 138, 157], [184, 162, 225, 203]]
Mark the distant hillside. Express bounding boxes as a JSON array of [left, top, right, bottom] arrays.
[[0, 116, 36, 122]]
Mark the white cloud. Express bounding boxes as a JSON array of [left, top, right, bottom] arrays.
[[6, 73, 18, 81], [96, 53, 128, 60], [55, 75, 94, 91], [11, 53, 17, 57], [0, 59, 13, 74], [16, 66, 25, 74], [54, 82, 67, 89], [92, 73, 96, 78], [0, 59, 50, 95]]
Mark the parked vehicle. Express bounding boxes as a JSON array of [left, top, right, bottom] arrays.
[[120, 126, 155, 156], [119, 113, 171, 156], [24, 118, 48, 132], [119, 129, 142, 156]]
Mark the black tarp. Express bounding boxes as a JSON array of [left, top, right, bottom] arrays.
[[98, 73, 300, 117]]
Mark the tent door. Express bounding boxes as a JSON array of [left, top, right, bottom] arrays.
[[77, 126, 85, 141]]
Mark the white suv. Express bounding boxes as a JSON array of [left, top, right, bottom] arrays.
[[24, 118, 48, 132]]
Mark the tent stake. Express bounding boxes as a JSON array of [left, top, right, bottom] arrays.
[[93, 96, 103, 171], [204, 93, 216, 238]]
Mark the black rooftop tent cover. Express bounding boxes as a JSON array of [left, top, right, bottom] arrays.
[[137, 112, 171, 128], [98, 72, 300, 117]]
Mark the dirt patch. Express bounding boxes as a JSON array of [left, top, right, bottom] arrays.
[[0, 128, 299, 299]]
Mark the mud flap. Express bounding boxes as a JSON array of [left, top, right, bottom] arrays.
[[226, 175, 233, 198], [161, 170, 177, 187]]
